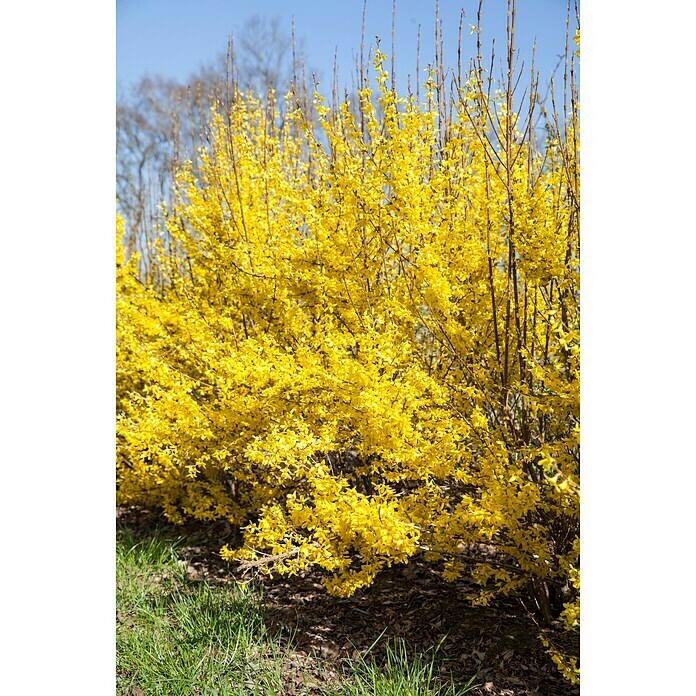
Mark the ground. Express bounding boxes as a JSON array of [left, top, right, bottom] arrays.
[[117, 506, 579, 696]]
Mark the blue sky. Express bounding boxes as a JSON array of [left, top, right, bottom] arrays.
[[117, 0, 577, 97]]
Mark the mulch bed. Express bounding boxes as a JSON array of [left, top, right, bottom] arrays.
[[117, 506, 579, 696]]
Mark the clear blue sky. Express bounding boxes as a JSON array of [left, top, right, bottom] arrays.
[[118, 0, 576, 97]]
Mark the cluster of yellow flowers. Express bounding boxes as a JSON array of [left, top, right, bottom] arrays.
[[117, 51, 579, 681]]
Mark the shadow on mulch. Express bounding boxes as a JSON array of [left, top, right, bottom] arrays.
[[117, 506, 579, 696]]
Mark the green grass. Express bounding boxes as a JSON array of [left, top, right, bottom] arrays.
[[117, 530, 478, 695], [117, 530, 286, 694], [335, 637, 478, 696]]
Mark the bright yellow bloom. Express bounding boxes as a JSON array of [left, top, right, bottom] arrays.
[[117, 49, 579, 683]]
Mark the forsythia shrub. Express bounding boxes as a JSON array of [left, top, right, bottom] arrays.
[[117, 45, 579, 682]]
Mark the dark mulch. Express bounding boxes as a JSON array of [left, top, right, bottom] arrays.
[[117, 506, 579, 696]]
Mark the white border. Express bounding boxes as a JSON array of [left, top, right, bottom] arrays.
[[583, 0, 696, 692], [1, 1, 115, 692]]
